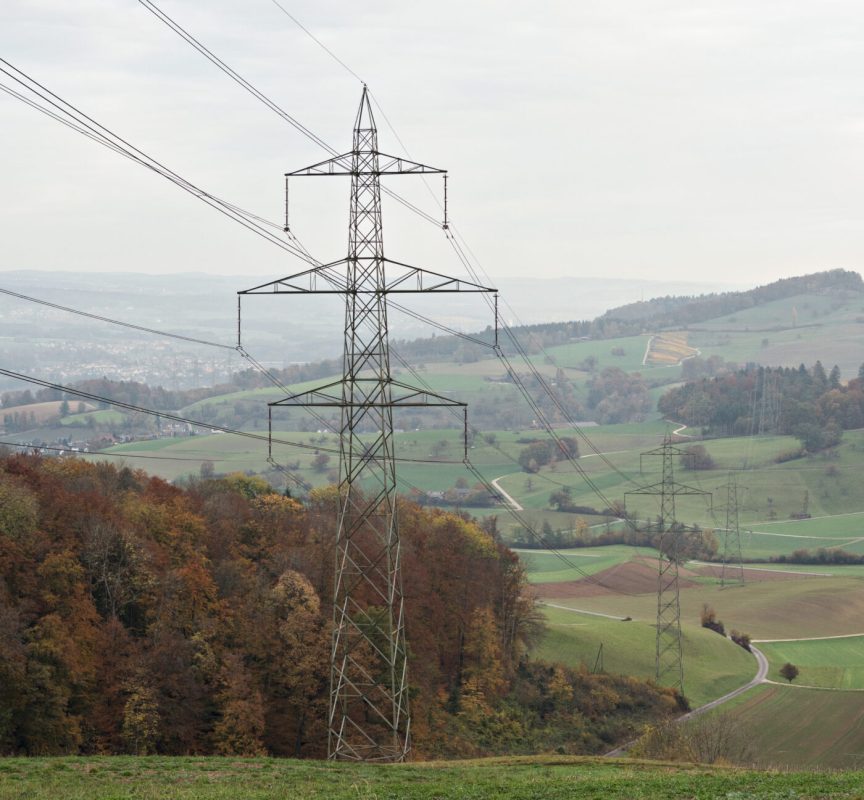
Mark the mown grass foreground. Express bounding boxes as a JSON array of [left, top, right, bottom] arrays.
[[2, 756, 864, 799]]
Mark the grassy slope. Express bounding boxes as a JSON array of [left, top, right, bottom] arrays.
[[533, 606, 755, 708], [516, 546, 657, 583], [2, 756, 864, 800], [720, 684, 864, 770], [758, 636, 864, 689]]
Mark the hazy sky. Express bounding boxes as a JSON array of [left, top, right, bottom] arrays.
[[3, 0, 864, 288]]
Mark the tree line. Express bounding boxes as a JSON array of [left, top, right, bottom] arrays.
[[658, 361, 864, 448]]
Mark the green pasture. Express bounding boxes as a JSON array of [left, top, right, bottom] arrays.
[[518, 545, 655, 584], [181, 385, 288, 415], [751, 512, 864, 537], [718, 683, 864, 770], [694, 291, 864, 331], [533, 606, 756, 709], [757, 635, 864, 689], [60, 410, 125, 427], [3, 755, 864, 800], [542, 575, 864, 640], [535, 334, 651, 373]]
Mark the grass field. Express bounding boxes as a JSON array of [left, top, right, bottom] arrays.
[[718, 683, 864, 770], [757, 636, 864, 689], [61, 409, 124, 427], [1, 400, 96, 423], [533, 606, 756, 708], [541, 574, 864, 640], [517, 545, 657, 583], [3, 755, 864, 799]]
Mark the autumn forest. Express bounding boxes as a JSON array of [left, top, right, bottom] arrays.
[[0, 455, 678, 758]]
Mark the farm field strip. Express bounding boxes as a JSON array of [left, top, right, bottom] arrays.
[[717, 683, 864, 769], [538, 575, 864, 639], [757, 635, 864, 690]]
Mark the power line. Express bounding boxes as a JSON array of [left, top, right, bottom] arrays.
[[133, 0, 644, 499], [0, 59, 316, 266], [267, 0, 365, 85], [5, 20, 645, 567], [0, 286, 236, 350], [0, 440, 222, 463], [137, 0, 341, 154], [133, 1, 637, 507], [0, 367, 460, 467]]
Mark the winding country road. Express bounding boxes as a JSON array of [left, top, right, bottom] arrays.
[[605, 644, 768, 757], [682, 645, 769, 720]]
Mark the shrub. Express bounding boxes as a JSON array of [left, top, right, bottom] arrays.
[[700, 604, 725, 636]]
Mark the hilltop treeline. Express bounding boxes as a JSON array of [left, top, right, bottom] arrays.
[[0, 456, 679, 758], [4, 270, 858, 421], [659, 361, 864, 444], [598, 268, 862, 329], [389, 269, 862, 364]]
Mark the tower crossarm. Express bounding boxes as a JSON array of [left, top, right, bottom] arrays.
[[286, 151, 445, 177], [626, 482, 710, 498], [239, 259, 495, 295], [269, 378, 467, 409]]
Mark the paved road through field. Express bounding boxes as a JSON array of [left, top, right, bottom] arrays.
[[490, 474, 523, 511], [604, 644, 768, 757]]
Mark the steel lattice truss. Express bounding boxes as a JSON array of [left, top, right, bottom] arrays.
[[240, 89, 494, 761], [626, 433, 710, 691], [720, 474, 745, 587]]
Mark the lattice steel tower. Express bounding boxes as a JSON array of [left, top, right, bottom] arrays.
[[720, 473, 745, 587], [627, 433, 709, 690], [240, 88, 493, 761]]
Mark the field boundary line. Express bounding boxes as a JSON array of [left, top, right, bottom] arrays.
[[641, 335, 654, 366], [688, 560, 833, 577], [754, 632, 864, 643], [753, 510, 864, 528], [538, 601, 631, 621], [762, 679, 864, 692], [514, 549, 603, 557]]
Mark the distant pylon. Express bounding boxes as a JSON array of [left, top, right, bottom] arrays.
[[626, 432, 710, 691], [239, 88, 494, 761], [720, 473, 745, 587]]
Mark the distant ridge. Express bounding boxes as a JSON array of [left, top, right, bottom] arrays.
[[600, 269, 863, 329], [392, 269, 863, 363]]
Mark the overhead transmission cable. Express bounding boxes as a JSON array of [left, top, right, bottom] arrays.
[[1, 52, 631, 528], [132, 0, 638, 496], [0, 286, 236, 351], [0, 59, 316, 266], [3, 18, 641, 580], [0, 368, 462, 468], [0, 67, 482, 349]]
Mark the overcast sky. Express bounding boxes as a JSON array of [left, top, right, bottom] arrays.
[[3, 0, 864, 289]]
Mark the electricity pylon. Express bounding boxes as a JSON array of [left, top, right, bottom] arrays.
[[239, 88, 494, 761], [626, 433, 710, 691], [720, 473, 745, 587]]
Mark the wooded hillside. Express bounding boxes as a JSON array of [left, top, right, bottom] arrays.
[[0, 456, 678, 758]]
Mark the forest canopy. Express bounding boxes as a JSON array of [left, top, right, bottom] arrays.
[[0, 455, 678, 758]]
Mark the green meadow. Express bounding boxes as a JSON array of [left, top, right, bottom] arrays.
[[533, 606, 756, 708], [758, 635, 864, 689], [2, 755, 864, 800]]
